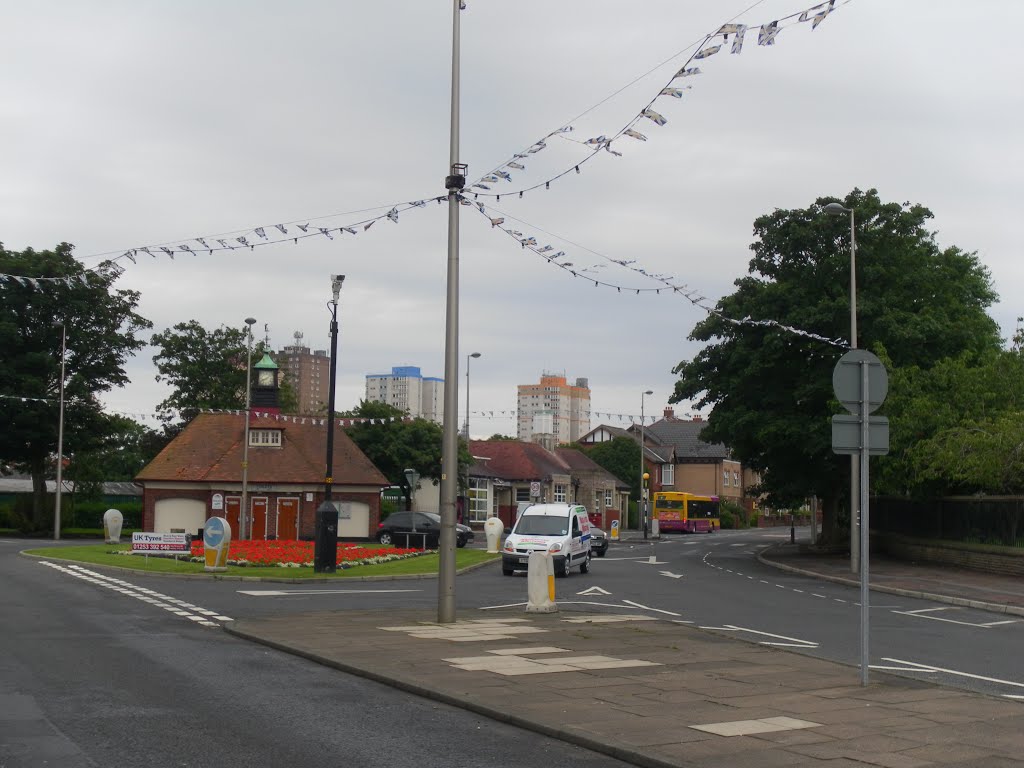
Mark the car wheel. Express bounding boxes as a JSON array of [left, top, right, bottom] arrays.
[[597, 547, 606, 558], [456, 535, 467, 548], [580, 551, 590, 574], [502, 567, 514, 576], [378, 531, 393, 546]]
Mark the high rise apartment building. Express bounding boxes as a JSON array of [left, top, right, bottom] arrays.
[[516, 373, 591, 447], [365, 366, 444, 424], [277, 332, 330, 415]]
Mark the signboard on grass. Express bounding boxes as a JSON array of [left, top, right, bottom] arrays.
[[131, 532, 190, 553]]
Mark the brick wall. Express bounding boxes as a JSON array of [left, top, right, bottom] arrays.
[[878, 533, 1024, 577]]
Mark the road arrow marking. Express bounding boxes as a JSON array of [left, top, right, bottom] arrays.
[[577, 586, 611, 596], [659, 571, 684, 579], [642, 555, 668, 565]]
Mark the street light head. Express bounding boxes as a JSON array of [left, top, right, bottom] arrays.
[[823, 202, 851, 216], [331, 274, 345, 302], [244, 317, 256, 326], [469, 352, 481, 359], [643, 389, 653, 396], [642, 472, 650, 481]]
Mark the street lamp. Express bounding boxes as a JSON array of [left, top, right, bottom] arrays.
[[640, 389, 653, 539], [239, 317, 256, 541], [463, 352, 481, 440], [315, 275, 344, 574], [54, 322, 67, 541], [825, 201, 859, 574]]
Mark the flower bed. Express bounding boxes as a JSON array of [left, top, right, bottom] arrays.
[[115, 540, 429, 568]]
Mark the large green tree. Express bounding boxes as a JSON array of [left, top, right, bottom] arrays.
[[0, 243, 151, 528], [65, 415, 167, 499], [340, 400, 470, 504], [151, 320, 297, 426], [670, 189, 1000, 545], [575, 436, 642, 501]]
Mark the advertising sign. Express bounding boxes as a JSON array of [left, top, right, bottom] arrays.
[[131, 532, 190, 552]]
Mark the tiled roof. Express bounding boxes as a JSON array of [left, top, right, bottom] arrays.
[[467, 440, 571, 481], [579, 424, 674, 464], [553, 448, 630, 489], [645, 418, 730, 461], [135, 413, 389, 486]]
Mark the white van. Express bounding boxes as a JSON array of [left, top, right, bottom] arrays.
[[501, 503, 592, 577]]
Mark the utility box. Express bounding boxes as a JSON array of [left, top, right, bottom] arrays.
[[314, 502, 339, 573]]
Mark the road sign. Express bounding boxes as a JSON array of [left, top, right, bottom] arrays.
[[831, 414, 890, 455], [833, 349, 887, 414], [529, 481, 541, 498]]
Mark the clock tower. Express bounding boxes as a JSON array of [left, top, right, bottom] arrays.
[[251, 353, 281, 412]]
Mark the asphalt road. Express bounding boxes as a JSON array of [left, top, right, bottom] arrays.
[[1, 538, 634, 768]]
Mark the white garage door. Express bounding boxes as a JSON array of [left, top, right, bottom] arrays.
[[154, 498, 207, 534], [336, 501, 370, 538]]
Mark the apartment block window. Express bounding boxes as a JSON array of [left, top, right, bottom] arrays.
[[662, 463, 674, 486], [553, 484, 566, 503]]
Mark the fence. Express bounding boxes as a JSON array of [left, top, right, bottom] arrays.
[[872, 496, 1024, 549]]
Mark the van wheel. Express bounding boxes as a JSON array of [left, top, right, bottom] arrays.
[[559, 557, 571, 578], [580, 552, 590, 574]]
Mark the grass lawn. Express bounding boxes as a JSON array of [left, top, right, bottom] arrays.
[[23, 544, 500, 578]]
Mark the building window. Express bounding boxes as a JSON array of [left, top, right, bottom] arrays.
[[249, 429, 282, 447], [468, 478, 490, 523], [515, 487, 532, 503], [553, 484, 566, 503], [733, 471, 740, 489], [662, 463, 674, 486], [594, 491, 601, 511], [722, 469, 730, 486]]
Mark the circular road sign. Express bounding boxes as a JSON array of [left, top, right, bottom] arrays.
[[832, 349, 888, 414]]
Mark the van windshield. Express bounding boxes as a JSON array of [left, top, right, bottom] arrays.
[[514, 515, 568, 536]]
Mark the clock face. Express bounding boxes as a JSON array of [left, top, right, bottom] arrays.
[[257, 370, 274, 386]]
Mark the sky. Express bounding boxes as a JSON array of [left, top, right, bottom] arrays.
[[3, 0, 1022, 439]]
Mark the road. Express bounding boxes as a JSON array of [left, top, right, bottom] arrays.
[[7, 525, 1024, 767], [0, 538, 633, 768]]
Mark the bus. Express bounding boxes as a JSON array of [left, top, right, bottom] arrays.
[[652, 491, 720, 533]]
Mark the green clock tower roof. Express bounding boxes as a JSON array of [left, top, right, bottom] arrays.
[[254, 353, 278, 370]]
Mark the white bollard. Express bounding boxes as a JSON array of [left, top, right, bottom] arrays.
[[525, 550, 558, 613], [484, 516, 503, 553], [650, 517, 660, 538], [103, 509, 124, 544]]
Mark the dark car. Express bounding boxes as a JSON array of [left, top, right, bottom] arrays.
[[589, 526, 609, 557], [377, 511, 474, 548]]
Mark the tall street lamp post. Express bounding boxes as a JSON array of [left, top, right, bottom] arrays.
[[463, 352, 480, 440], [640, 389, 653, 539], [315, 275, 344, 574], [240, 317, 256, 541], [824, 201, 859, 574], [54, 323, 67, 541], [438, 0, 465, 624]]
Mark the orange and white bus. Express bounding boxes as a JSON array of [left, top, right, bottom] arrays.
[[653, 491, 720, 533]]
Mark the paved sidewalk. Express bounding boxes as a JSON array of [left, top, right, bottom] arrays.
[[228, 546, 1024, 767]]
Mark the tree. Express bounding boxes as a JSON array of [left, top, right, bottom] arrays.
[[487, 433, 517, 441], [340, 400, 470, 504], [151, 320, 297, 426], [65, 415, 167, 499], [0, 243, 151, 528], [670, 189, 1000, 545], [575, 437, 642, 501]]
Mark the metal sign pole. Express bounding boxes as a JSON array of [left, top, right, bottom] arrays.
[[859, 359, 870, 685]]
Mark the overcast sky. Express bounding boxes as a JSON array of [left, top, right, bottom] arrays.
[[3, 0, 1022, 438]]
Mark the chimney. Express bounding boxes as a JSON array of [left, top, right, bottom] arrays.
[[663, 406, 675, 420], [692, 415, 703, 422]]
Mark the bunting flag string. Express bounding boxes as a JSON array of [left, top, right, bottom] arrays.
[[0, 195, 448, 292], [468, 197, 849, 353], [465, 0, 846, 201], [197, 409, 416, 429], [464, 409, 678, 425], [0, 260, 123, 291]]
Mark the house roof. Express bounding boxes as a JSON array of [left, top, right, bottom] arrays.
[[553, 448, 630, 489], [645, 418, 730, 461], [577, 424, 674, 464], [135, 413, 388, 486], [467, 440, 571, 481]]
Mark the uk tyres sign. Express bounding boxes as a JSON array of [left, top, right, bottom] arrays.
[[131, 532, 190, 552]]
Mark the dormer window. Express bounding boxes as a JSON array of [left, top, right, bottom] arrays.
[[249, 429, 283, 447]]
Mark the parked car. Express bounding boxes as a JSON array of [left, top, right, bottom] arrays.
[[377, 511, 474, 548], [589, 526, 609, 557]]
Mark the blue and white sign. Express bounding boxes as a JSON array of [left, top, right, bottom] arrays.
[[204, 517, 227, 549]]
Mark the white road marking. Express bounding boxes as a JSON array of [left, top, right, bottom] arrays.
[[659, 571, 684, 579], [576, 586, 611, 595], [39, 561, 232, 627], [881, 657, 1024, 690], [621, 599, 681, 617], [236, 589, 421, 596], [892, 607, 1021, 628], [698, 624, 817, 648], [643, 556, 669, 565]]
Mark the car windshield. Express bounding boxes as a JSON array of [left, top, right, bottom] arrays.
[[514, 515, 568, 536]]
